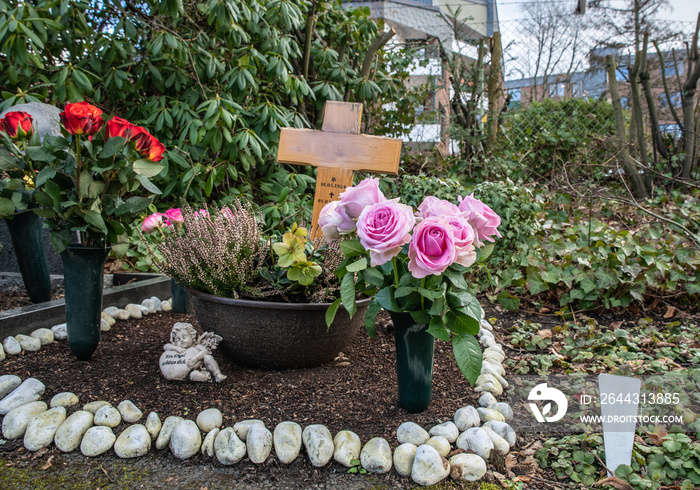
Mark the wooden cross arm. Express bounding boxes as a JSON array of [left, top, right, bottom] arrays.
[[277, 127, 401, 174]]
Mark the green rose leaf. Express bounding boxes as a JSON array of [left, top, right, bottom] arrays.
[[324, 298, 342, 330], [346, 257, 367, 273], [361, 267, 384, 287], [99, 136, 126, 159], [132, 158, 165, 178], [364, 299, 381, 339], [394, 286, 415, 298], [410, 310, 431, 324], [135, 174, 162, 195], [26, 146, 55, 163], [374, 286, 400, 312], [125, 196, 152, 214], [447, 291, 482, 320], [340, 238, 365, 258], [445, 310, 480, 336], [79, 209, 108, 234], [0, 149, 16, 170], [0, 197, 16, 216], [444, 267, 468, 290], [453, 333, 482, 385], [340, 272, 357, 318], [35, 167, 56, 187], [427, 316, 450, 342]]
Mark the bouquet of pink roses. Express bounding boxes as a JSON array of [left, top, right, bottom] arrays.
[[320, 177, 501, 384]]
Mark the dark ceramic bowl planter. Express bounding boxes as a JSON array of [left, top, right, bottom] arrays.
[[187, 288, 370, 369]]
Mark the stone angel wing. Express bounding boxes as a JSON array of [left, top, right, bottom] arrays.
[[197, 331, 223, 351]]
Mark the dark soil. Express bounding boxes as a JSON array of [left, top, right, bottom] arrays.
[[0, 309, 496, 489]]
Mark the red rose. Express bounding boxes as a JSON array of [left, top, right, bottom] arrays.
[[60, 102, 104, 136], [1, 111, 33, 140], [131, 128, 165, 162], [106, 116, 137, 140]]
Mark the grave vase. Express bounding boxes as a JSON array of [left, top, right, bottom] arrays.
[[390, 311, 435, 413], [171, 279, 193, 313], [61, 245, 109, 361], [5, 211, 52, 303]]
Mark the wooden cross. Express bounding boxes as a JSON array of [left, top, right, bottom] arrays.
[[277, 101, 402, 236]]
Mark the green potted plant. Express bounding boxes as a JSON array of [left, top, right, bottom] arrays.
[[31, 101, 166, 360], [320, 177, 501, 412], [141, 201, 369, 369], [0, 111, 52, 303]]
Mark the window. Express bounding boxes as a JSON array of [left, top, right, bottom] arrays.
[[670, 92, 682, 108], [509, 88, 522, 102], [548, 83, 565, 98], [571, 82, 582, 98], [616, 66, 629, 81]]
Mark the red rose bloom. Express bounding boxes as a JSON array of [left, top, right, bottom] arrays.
[[1, 111, 33, 140], [106, 116, 137, 140], [60, 102, 104, 136], [131, 128, 165, 162]]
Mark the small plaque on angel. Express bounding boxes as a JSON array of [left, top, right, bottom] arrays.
[[160, 322, 227, 382]]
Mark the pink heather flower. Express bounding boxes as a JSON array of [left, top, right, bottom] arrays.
[[444, 215, 477, 267], [164, 208, 183, 224], [416, 196, 462, 220], [336, 178, 386, 234], [142, 212, 166, 233], [318, 201, 344, 240], [457, 194, 502, 245], [194, 208, 210, 219], [356, 200, 415, 267], [408, 217, 457, 278]]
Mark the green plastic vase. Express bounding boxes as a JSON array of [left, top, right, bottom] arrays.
[[5, 211, 52, 303], [61, 245, 109, 360], [390, 311, 435, 413]]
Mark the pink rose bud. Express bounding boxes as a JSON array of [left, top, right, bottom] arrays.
[[336, 177, 386, 234], [444, 215, 477, 267], [408, 217, 458, 278], [457, 194, 502, 245], [416, 196, 462, 220], [356, 200, 415, 267], [164, 208, 184, 224], [142, 212, 165, 233], [318, 201, 344, 240]]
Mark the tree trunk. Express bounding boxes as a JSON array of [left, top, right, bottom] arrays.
[[486, 31, 503, 152], [681, 14, 700, 179], [640, 33, 668, 160], [606, 55, 648, 199]]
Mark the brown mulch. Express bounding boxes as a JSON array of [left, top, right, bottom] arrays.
[[1, 309, 480, 446]]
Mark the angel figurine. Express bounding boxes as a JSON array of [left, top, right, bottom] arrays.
[[159, 322, 227, 382]]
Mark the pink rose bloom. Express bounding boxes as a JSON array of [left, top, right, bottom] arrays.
[[417, 196, 462, 220], [457, 194, 502, 245], [444, 215, 477, 267], [318, 201, 344, 240], [164, 208, 183, 224], [356, 200, 415, 267], [408, 217, 457, 278], [336, 178, 386, 233], [142, 212, 165, 233]]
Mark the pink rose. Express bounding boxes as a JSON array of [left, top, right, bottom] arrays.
[[142, 212, 165, 233], [417, 196, 462, 220], [336, 178, 386, 233], [444, 215, 477, 267], [164, 208, 183, 224], [457, 194, 502, 245], [318, 201, 344, 240], [408, 217, 457, 278], [356, 200, 415, 267]]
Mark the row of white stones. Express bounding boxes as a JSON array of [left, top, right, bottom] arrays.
[[0, 298, 516, 486]]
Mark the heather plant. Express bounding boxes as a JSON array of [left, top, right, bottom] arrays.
[[142, 202, 342, 302]]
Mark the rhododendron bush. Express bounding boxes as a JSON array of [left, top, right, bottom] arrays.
[[322, 178, 501, 384]]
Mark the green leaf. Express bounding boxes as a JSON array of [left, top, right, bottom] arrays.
[[394, 286, 415, 298], [325, 298, 341, 329], [453, 333, 482, 385], [361, 267, 384, 287], [346, 257, 367, 273], [446, 291, 482, 319], [418, 287, 442, 300], [478, 242, 495, 262], [35, 167, 56, 187], [0, 197, 16, 216], [79, 209, 108, 234], [340, 239, 365, 258], [135, 174, 162, 195], [364, 299, 381, 338], [529, 279, 549, 295], [125, 196, 152, 214], [99, 136, 126, 159], [26, 146, 54, 162], [411, 310, 431, 324], [427, 316, 450, 342], [340, 272, 357, 318], [444, 267, 468, 289], [79, 170, 93, 198], [132, 159, 165, 178], [445, 310, 480, 335], [374, 287, 400, 312]]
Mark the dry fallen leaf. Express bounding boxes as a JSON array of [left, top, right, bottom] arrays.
[[41, 455, 54, 470], [513, 475, 532, 483], [537, 329, 553, 339], [663, 305, 676, 318], [504, 453, 518, 472], [610, 321, 624, 329], [594, 476, 634, 490], [642, 426, 668, 446]]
